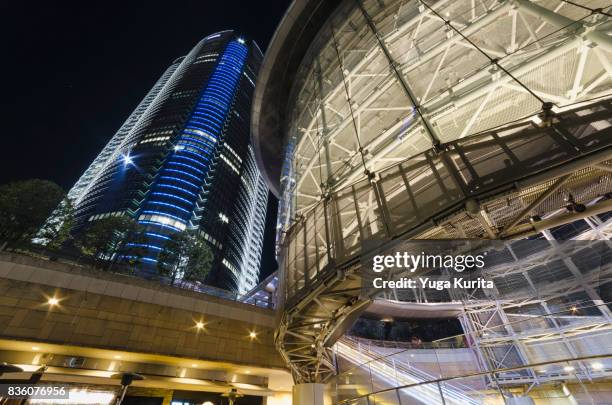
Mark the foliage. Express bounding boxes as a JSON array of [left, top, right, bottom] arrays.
[[157, 230, 214, 285], [122, 228, 149, 271], [182, 234, 214, 283], [76, 216, 139, 263], [0, 179, 67, 248], [37, 199, 75, 250]]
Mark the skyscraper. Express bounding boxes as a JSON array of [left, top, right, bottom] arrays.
[[66, 31, 268, 294]]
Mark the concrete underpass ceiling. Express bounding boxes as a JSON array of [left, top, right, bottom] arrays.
[[0, 338, 294, 395]]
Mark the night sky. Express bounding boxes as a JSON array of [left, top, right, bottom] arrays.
[[0, 1, 291, 279]]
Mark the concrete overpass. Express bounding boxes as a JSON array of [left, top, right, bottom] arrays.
[[0, 253, 292, 404]]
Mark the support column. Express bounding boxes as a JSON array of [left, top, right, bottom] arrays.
[[292, 383, 325, 405]]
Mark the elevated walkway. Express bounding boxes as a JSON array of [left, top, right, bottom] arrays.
[[276, 99, 612, 383], [0, 253, 292, 400]]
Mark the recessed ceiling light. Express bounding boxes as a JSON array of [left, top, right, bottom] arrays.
[[47, 297, 59, 306]]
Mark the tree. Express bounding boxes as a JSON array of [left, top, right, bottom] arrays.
[[37, 199, 75, 250], [122, 229, 149, 272], [157, 230, 214, 285], [0, 179, 67, 249], [76, 216, 139, 266], [182, 234, 214, 283], [157, 232, 191, 285]]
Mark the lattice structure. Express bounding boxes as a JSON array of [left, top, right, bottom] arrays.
[[279, 0, 612, 232], [268, 0, 612, 385], [276, 100, 612, 383]]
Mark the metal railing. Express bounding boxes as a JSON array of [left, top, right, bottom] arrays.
[[0, 250, 271, 308], [343, 335, 468, 350], [332, 347, 612, 405], [330, 299, 612, 403], [280, 100, 612, 307], [335, 336, 482, 405]]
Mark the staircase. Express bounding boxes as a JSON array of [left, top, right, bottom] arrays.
[[336, 336, 484, 405]]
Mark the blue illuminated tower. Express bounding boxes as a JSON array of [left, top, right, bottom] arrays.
[[65, 32, 268, 293]]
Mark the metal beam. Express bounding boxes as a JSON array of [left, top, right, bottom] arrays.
[[504, 198, 612, 239], [514, 0, 612, 53], [500, 174, 571, 236]]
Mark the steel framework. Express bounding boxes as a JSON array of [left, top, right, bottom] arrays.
[[270, 0, 612, 393], [280, 0, 612, 228], [277, 95, 612, 383]]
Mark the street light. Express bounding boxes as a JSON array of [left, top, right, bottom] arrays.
[[111, 372, 144, 405], [29, 366, 46, 384]]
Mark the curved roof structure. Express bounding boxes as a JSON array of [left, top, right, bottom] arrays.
[[254, 0, 612, 205], [263, 0, 612, 384], [250, 0, 342, 196]]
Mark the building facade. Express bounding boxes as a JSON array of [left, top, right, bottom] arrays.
[[66, 31, 268, 294], [251, 0, 612, 403]]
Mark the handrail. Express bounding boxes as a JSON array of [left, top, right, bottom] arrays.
[[337, 337, 481, 404], [280, 98, 612, 305], [341, 337, 444, 382], [275, 98, 612, 383], [344, 335, 466, 350], [281, 99, 612, 245], [0, 251, 269, 307], [335, 353, 612, 404], [341, 337, 486, 401], [336, 301, 612, 378]]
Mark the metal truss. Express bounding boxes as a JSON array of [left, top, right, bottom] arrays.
[[281, 0, 612, 224], [455, 217, 612, 388], [276, 97, 612, 384]]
